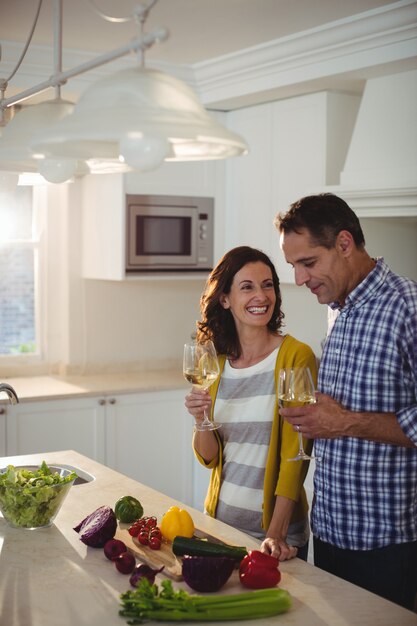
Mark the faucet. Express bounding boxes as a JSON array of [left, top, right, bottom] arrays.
[[0, 383, 19, 404]]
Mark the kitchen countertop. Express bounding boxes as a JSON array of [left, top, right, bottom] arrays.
[[0, 450, 415, 626], [0, 370, 187, 403]]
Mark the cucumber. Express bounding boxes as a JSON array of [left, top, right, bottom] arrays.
[[172, 535, 248, 561]]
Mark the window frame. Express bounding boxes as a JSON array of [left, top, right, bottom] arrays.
[[0, 185, 45, 369]]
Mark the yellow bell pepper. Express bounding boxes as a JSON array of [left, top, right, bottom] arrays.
[[160, 506, 195, 542]]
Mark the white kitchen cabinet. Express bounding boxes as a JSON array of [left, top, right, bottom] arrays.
[[226, 91, 361, 282], [6, 396, 106, 462], [105, 389, 193, 506], [224, 102, 274, 255], [4, 388, 198, 507]]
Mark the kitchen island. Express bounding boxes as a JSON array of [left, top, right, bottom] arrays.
[[0, 450, 415, 626]]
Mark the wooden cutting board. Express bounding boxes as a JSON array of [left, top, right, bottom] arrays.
[[114, 525, 246, 582], [115, 525, 183, 580]]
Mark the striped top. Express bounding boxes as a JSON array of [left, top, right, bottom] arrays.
[[194, 335, 316, 544], [214, 348, 278, 537]]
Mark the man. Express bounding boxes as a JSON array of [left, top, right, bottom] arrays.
[[274, 193, 417, 610]]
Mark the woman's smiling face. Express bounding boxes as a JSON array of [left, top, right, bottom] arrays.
[[220, 261, 276, 329]]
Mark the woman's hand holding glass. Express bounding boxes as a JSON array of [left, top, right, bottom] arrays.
[[183, 340, 221, 431], [185, 386, 212, 422]]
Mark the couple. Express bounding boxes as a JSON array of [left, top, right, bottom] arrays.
[[185, 192, 417, 611]]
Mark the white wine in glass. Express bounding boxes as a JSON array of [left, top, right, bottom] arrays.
[[278, 367, 316, 461], [183, 340, 221, 431]]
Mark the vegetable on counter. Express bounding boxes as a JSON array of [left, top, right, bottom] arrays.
[[115, 552, 136, 575], [172, 535, 248, 562], [239, 550, 281, 589], [0, 461, 77, 529], [73, 505, 117, 547], [129, 516, 162, 550], [160, 506, 195, 542], [119, 577, 292, 623], [130, 564, 165, 588], [104, 538, 128, 561], [181, 555, 235, 592], [115, 496, 144, 523]]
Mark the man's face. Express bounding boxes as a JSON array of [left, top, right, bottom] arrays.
[[280, 228, 349, 305]]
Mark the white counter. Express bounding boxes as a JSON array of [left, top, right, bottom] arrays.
[[0, 370, 187, 402], [0, 450, 415, 626]]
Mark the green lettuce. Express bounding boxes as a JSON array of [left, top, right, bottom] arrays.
[[0, 461, 77, 528]]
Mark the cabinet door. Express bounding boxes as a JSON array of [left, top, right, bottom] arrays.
[[225, 103, 273, 253], [6, 396, 106, 462], [105, 390, 193, 505]]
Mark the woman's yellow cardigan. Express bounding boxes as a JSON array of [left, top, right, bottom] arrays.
[[193, 334, 318, 531]]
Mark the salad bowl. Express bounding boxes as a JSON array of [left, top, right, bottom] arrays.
[[0, 462, 77, 529]]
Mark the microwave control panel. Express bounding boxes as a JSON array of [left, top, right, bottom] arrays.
[[197, 210, 213, 267]]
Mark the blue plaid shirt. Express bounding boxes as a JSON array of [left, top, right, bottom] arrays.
[[312, 258, 417, 550]]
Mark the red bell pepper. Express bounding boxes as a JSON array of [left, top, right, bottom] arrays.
[[239, 550, 281, 589]]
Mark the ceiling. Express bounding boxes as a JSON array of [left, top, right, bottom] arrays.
[[1, 0, 397, 65], [1, 0, 415, 111]]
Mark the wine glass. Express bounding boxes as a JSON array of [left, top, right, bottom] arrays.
[[183, 340, 221, 431], [278, 367, 316, 461]]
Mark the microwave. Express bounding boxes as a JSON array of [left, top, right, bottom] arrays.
[[126, 194, 214, 272]]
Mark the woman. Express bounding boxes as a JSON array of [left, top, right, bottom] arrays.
[[185, 246, 317, 561]]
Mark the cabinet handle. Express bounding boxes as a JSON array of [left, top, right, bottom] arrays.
[[0, 407, 5, 415], [98, 399, 106, 406], [109, 398, 116, 405]]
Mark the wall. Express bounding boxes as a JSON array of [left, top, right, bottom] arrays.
[[3, 76, 416, 377], [361, 217, 417, 280], [79, 277, 205, 373]]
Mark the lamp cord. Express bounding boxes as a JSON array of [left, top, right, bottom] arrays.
[[85, 0, 159, 27], [84, 0, 159, 66], [3, 0, 44, 85], [85, 0, 133, 23]]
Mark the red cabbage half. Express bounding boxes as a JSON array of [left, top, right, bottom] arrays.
[[74, 505, 117, 547], [182, 555, 235, 592]]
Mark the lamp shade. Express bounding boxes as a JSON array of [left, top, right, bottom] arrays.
[[31, 67, 248, 171], [0, 100, 89, 182]]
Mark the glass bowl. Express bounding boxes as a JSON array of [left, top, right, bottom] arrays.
[[0, 464, 76, 529]]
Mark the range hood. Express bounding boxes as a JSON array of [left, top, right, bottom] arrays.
[[325, 69, 417, 217]]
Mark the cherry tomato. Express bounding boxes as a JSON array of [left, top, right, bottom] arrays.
[[145, 516, 157, 529], [149, 528, 162, 540], [137, 531, 149, 546], [149, 536, 161, 550], [128, 522, 142, 537]]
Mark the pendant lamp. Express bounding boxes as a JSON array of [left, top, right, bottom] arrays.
[[31, 66, 248, 172], [0, 0, 248, 181], [0, 99, 89, 183]]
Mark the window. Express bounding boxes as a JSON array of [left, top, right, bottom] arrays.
[[0, 186, 40, 356]]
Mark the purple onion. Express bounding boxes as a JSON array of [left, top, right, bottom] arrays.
[[129, 564, 164, 587]]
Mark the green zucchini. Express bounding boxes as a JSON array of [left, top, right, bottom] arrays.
[[172, 535, 248, 561]]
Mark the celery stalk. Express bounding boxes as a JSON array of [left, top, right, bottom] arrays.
[[119, 578, 291, 623]]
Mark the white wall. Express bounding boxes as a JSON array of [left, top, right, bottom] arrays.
[[80, 277, 205, 373], [361, 217, 417, 281], [279, 285, 328, 357], [4, 75, 416, 378]]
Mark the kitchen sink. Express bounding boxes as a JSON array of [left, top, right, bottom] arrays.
[[57, 464, 95, 485]]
